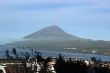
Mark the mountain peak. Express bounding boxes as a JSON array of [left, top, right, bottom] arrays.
[[24, 25, 74, 39], [48, 25, 59, 28]]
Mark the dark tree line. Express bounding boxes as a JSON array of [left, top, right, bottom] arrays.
[[55, 54, 87, 73], [4, 48, 110, 73]]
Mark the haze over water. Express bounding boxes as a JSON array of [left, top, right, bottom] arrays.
[[0, 46, 110, 61]]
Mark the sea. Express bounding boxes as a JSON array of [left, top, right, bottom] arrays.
[[0, 46, 110, 61]]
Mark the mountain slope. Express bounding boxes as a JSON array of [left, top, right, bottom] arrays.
[[5, 25, 110, 55], [24, 25, 79, 39]]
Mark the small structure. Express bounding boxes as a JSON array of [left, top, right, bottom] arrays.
[[47, 61, 56, 73], [0, 66, 6, 73]]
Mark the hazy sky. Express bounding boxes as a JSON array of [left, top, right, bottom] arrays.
[[0, 0, 110, 44]]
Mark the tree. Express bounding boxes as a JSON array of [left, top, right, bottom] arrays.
[[46, 56, 52, 62], [25, 52, 30, 61], [5, 50, 10, 59], [12, 48, 18, 58], [57, 54, 65, 62], [91, 57, 97, 62], [34, 51, 43, 62]]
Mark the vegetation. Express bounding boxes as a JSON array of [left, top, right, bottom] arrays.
[[1, 49, 110, 73]]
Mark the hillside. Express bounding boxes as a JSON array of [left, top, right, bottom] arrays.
[[5, 25, 110, 55], [24, 25, 73, 38]]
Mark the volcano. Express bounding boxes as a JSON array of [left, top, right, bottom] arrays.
[[24, 25, 79, 39], [6, 25, 82, 48], [5, 25, 110, 55], [24, 25, 72, 38]]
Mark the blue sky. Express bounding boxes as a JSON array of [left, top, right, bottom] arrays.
[[0, 0, 110, 44]]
